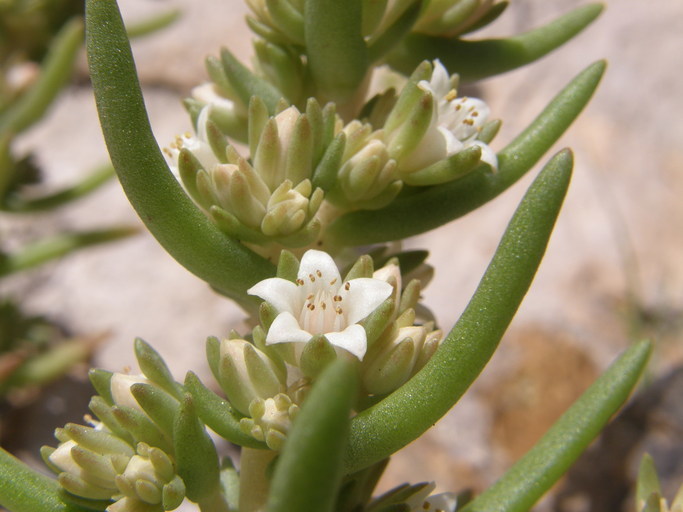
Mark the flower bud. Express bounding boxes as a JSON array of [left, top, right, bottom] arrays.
[[112, 442, 185, 511], [384, 60, 498, 178], [44, 422, 133, 501], [240, 393, 300, 451], [217, 338, 287, 416], [110, 373, 152, 413]]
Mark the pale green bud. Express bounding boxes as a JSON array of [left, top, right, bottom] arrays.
[[363, 323, 443, 395], [262, 180, 313, 236], [384, 60, 497, 177], [110, 374, 152, 413], [217, 338, 287, 416], [45, 422, 133, 501], [113, 442, 185, 511], [240, 393, 300, 451]]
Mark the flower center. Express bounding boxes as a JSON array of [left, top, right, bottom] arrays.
[[295, 271, 349, 334]]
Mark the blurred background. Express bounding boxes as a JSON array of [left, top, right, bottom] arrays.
[[1, 1, 681, 510]]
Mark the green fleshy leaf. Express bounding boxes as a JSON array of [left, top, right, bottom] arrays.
[[112, 405, 173, 454], [125, 9, 180, 39], [267, 359, 358, 512], [2, 165, 114, 212], [0, 447, 93, 512], [0, 227, 137, 278], [461, 340, 651, 512], [134, 338, 183, 400], [386, 4, 603, 81], [88, 369, 114, 404], [636, 454, 661, 510], [345, 149, 573, 473], [0, 18, 83, 136], [401, 145, 483, 186], [275, 250, 300, 281], [174, 394, 221, 502], [327, 61, 605, 246], [220, 48, 284, 113], [304, 0, 368, 108], [130, 383, 180, 437], [184, 372, 267, 449], [367, 1, 422, 63], [85, 0, 275, 309]]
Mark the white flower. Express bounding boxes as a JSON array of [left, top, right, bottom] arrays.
[[248, 250, 393, 360], [400, 60, 497, 174], [405, 483, 458, 512], [110, 373, 153, 413]]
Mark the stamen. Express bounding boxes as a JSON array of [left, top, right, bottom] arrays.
[[336, 306, 343, 315], [296, 278, 304, 286], [344, 282, 350, 291], [333, 295, 342, 302], [307, 304, 315, 310], [445, 89, 457, 101], [321, 302, 327, 310], [329, 278, 338, 285], [307, 294, 314, 300], [316, 270, 322, 278], [309, 273, 316, 282]]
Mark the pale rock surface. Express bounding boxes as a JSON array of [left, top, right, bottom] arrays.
[[1, 1, 682, 510]]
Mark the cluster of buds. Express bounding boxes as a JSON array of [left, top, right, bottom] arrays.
[[210, 249, 444, 449], [42, 344, 189, 512], [381, 59, 498, 184], [244, 0, 419, 52], [170, 59, 497, 253], [166, 99, 331, 255], [413, 0, 503, 37]]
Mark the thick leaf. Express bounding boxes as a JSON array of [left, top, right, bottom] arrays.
[[345, 149, 572, 473], [174, 394, 220, 502], [267, 359, 358, 512], [304, 0, 368, 108], [327, 61, 604, 246], [461, 340, 651, 512], [0, 18, 83, 136], [2, 165, 114, 212], [84, 0, 275, 308], [0, 447, 92, 512], [0, 227, 137, 278], [386, 4, 603, 81], [184, 371, 267, 449]]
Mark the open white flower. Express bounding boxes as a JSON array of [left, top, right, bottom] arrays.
[[248, 250, 392, 360], [400, 60, 497, 174]]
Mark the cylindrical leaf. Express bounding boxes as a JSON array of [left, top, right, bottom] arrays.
[[386, 4, 603, 81], [327, 61, 604, 246], [461, 340, 651, 512], [267, 359, 358, 512], [85, 0, 275, 308], [345, 149, 573, 472]]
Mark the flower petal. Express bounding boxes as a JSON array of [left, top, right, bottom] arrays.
[[471, 140, 498, 172], [248, 278, 300, 315], [266, 312, 312, 344], [298, 250, 341, 286], [425, 492, 458, 511], [325, 324, 368, 360], [343, 277, 393, 325]]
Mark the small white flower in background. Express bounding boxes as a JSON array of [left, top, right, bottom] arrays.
[[399, 60, 497, 174], [405, 483, 458, 512], [248, 250, 392, 360]]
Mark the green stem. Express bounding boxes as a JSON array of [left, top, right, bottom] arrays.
[[239, 448, 276, 512], [199, 485, 232, 512], [0, 227, 137, 278]]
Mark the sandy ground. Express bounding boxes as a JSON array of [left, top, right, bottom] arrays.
[[1, 1, 682, 510]]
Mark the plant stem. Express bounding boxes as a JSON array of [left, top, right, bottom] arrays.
[[239, 448, 276, 512]]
